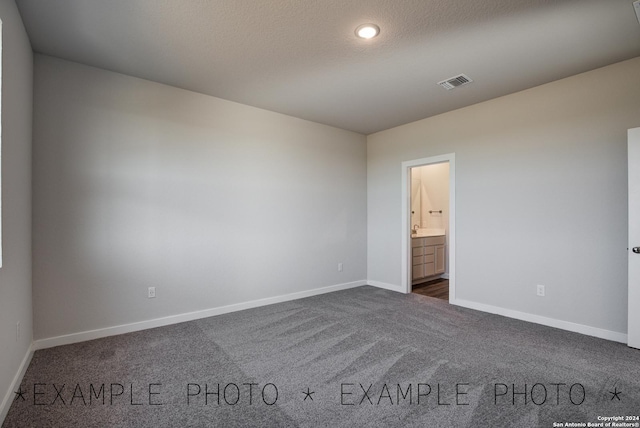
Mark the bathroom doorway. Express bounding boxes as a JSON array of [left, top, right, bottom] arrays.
[[401, 154, 455, 302]]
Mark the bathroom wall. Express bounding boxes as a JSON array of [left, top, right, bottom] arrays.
[[410, 169, 421, 229], [418, 163, 449, 234]]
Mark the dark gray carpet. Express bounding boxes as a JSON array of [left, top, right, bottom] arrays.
[[4, 286, 640, 427]]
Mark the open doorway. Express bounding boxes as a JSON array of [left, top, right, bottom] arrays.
[[401, 154, 455, 302], [410, 162, 449, 299]]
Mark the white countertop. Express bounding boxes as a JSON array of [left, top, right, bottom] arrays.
[[411, 228, 445, 238]]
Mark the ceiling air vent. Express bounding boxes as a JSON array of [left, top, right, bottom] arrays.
[[437, 74, 473, 90]]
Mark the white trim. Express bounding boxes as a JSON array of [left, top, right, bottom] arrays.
[[367, 280, 403, 292], [401, 154, 456, 299], [0, 344, 33, 424], [33, 280, 367, 350], [452, 298, 627, 344], [628, 127, 640, 349], [0, 18, 4, 268]]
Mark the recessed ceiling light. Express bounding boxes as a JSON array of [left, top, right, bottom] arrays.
[[355, 24, 380, 39]]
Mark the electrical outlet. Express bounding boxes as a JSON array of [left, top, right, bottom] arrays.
[[338, 263, 343, 272], [148, 287, 156, 298], [536, 284, 545, 297], [16, 321, 20, 342]]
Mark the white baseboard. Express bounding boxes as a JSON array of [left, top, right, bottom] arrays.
[[452, 298, 627, 344], [33, 280, 367, 351], [367, 276, 625, 343], [1, 344, 33, 425], [367, 280, 405, 293]]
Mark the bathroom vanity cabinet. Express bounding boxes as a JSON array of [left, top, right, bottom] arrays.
[[412, 235, 445, 282]]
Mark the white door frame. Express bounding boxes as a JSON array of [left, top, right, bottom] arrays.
[[628, 128, 640, 349], [401, 154, 456, 299]]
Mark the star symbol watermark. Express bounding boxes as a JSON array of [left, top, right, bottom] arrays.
[[302, 387, 315, 401], [609, 387, 622, 401], [13, 386, 26, 402]]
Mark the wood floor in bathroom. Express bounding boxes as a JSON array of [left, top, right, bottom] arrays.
[[412, 277, 449, 301]]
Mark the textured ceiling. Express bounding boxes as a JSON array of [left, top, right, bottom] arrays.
[[15, 0, 640, 134]]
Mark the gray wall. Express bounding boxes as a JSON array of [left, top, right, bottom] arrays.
[[32, 55, 367, 340], [0, 0, 33, 417], [368, 57, 640, 335]]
